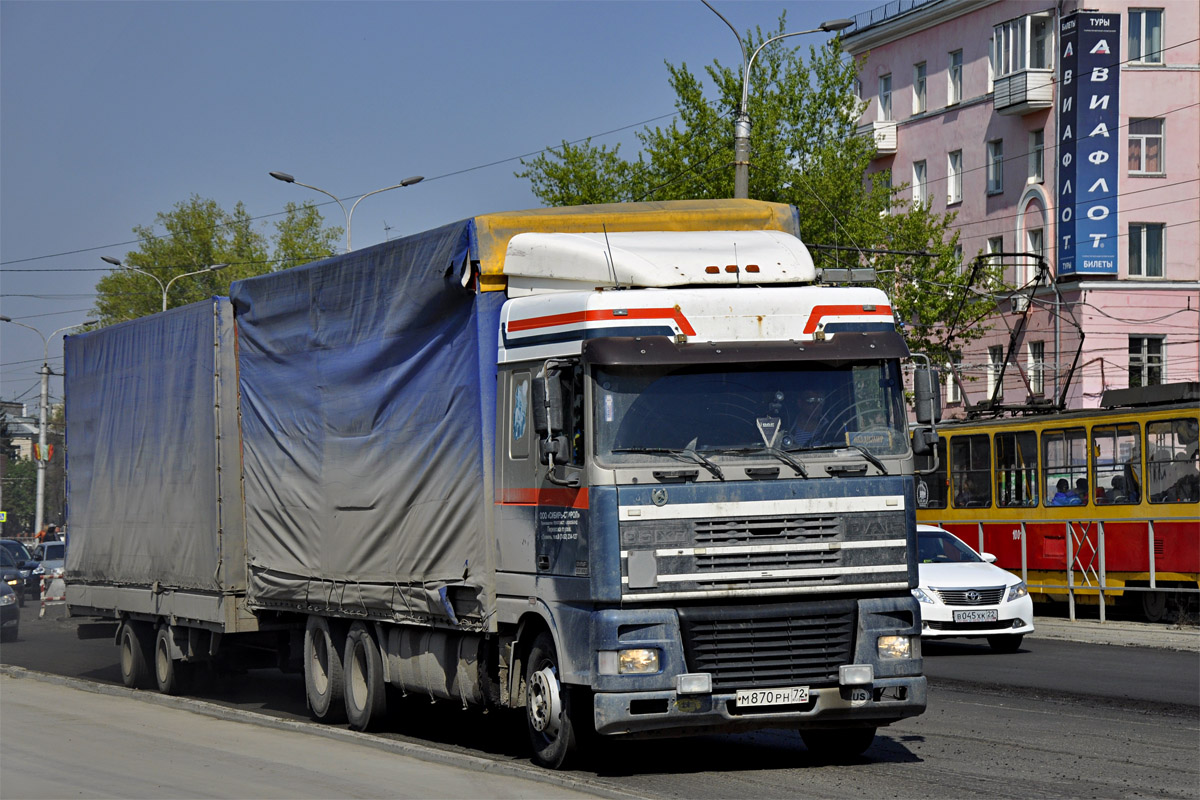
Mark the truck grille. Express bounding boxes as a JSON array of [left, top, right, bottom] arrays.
[[677, 600, 856, 691], [695, 549, 840, 572], [694, 515, 840, 546]]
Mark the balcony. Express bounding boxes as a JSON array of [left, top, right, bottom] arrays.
[[857, 120, 898, 155], [994, 68, 1053, 116]]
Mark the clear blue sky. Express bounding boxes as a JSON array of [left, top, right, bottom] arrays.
[[1, 0, 875, 405]]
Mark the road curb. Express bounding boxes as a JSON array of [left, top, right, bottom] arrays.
[[0, 665, 638, 800], [1028, 617, 1200, 652]]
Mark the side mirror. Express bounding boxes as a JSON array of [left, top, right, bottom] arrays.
[[913, 367, 942, 425], [912, 428, 939, 456], [532, 367, 564, 436]]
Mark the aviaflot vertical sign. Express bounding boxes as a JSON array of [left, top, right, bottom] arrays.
[[1057, 12, 1121, 278]]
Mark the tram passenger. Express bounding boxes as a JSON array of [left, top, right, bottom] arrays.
[[1051, 479, 1083, 506]]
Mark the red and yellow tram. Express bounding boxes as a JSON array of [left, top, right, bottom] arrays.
[[914, 383, 1199, 622]]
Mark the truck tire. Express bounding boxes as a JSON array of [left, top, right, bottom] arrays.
[[801, 726, 877, 761], [525, 631, 580, 769], [154, 625, 191, 695], [304, 616, 346, 723], [343, 622, 387, 731], [119, 621, 154, 690]]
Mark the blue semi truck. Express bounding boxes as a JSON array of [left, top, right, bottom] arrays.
[[66, 199, 931, 768]]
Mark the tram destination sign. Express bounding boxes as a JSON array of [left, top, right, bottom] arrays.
[[1056, 12, 1121, 278]]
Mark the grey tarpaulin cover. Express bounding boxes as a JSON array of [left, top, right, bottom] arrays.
[[230, 220, 502, 626], [64, 298, 244, 590]]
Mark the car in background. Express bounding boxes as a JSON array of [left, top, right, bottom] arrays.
[[0, 539, 37, 600], [0, 582, 18, 641], [913, 524, 1034, 653], [1, 548, 26, 607], [31, 541, 66, 595]]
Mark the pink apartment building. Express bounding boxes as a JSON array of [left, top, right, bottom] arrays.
[[843, 0, 1199, 414]]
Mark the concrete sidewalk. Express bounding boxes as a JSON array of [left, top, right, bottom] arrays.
[[1028, 616, 1200, 652]]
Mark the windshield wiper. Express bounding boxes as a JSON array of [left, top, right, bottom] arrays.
[[784, 443, 889, 475], [611, 447, 725, 481], [711, 447, 808, 478]]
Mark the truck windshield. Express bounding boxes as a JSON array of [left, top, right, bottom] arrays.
[[593, 361, 908, 463]]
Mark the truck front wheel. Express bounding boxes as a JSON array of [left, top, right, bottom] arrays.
[[119, 621, 154, 689], [304, 616, 346, 723], [343, 622, 386, 731], [525, 631, 580, 769]]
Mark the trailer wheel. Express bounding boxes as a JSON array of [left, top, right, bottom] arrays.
[[304, 616, 346, 723], [119, 621, 154, 689], [525, 631, 579, 769], [154, 625, 191, 695], [343, 622, 387, 731], [801, 726, 877, 761]]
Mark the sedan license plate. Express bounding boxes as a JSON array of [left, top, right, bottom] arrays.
[[953, 608, 999, 623], [736, 686, 809, 708]]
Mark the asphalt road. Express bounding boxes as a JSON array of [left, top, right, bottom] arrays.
[[2, 608, 1197, 799]]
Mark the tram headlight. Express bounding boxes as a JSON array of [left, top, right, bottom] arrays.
[[1006, 581, 1028, 602]]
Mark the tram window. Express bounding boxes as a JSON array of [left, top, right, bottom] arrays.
[[915, 436, 948, 509], [995, 431, 1038, 507], [950, 435, 991, 508], [1147, 418, 1199, 504], [1092, 423, 1141, 505], [1043, 427, 1088, 506]]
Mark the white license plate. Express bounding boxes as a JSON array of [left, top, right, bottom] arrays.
[[953, 608, 999, 623], [735, 686, 809, 707]]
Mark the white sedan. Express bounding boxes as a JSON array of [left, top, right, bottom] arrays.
[[913, 524, 1034, 653]]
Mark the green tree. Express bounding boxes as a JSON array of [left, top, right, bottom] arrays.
[[2, 458, 36, 536], [93, 195, 341, 324], [516, 13, 1004, 358]]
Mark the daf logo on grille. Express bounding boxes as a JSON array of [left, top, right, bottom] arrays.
[[651, 488, 669, 507], [966, 590, 982, 604]]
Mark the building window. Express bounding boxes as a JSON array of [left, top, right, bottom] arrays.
[[1029, 129, 1044, 183], [1129, 223, 1165, 277], [948, 50, 963, 104], [988, 345, 1004, 400], [1028, 341, 1045, 396], [878, 74, 893, 121], [1129, 118, 1164, 174], [1128, 9, 1164, 63], [947, 150, 963, 204], [953, 243, 964, 275], [1026, 227, 1044, 285], [986, 140, 1004, 194], [993, 14, 1053, 77], [1129, 336, 1164, 388], [913, 160, 927, 207], [945, 355, 962, 404], [913, 62, 927, 114]]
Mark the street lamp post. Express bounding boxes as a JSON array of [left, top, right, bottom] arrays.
[[702, 2, 854, 199], [0, 316, 95, 536], [269, 171, 424, 252], [100, 257, 228, 312]]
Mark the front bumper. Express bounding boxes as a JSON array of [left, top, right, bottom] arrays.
[[918, 595, 1034, 639], [593, 676, 926, 737]]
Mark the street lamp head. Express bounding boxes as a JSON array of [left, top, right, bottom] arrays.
[[0, 315, 11, 323], [269, 171, 296, 184], [208, 263, 230, 272], [819, 18, 855, 33], [80, 319, 97, 327], [400, 176, 424, 187], [101, 256, 123, 267]]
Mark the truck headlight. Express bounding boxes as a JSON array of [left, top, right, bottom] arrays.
[[1006, 581, 1028, 602], [599, 648, 661, 675], [877, 635, 912, 659]]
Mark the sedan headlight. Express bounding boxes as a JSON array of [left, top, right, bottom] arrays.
[[1006, 581, 1028, 602], [911, 587, 936, 604], [0, 592, 15, 607]]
